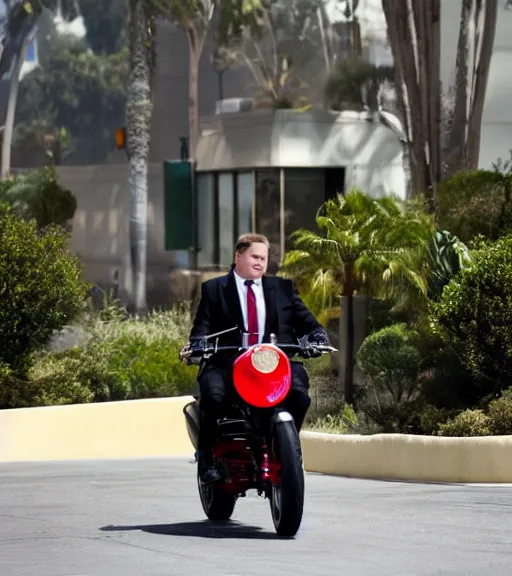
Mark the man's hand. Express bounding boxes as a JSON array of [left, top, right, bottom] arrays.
[[179, 339, 205, 365], [179, 343, 192, 364], [303, 328, 330, 358]]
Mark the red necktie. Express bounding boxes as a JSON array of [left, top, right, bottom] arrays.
[[245, 280, 258, 345]]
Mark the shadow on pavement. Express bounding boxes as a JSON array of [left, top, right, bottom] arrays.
[[100, 520, 280, 540]]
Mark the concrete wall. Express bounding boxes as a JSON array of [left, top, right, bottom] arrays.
[[59, 163, 191, 308]]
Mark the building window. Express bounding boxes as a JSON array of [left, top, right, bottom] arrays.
[[195, 170, 256, 270], [218, 172, 235, 267], [237, 172, 253, 237], [195, 168, 345, 271], [196, 173, 215, 267], [255, 169, 281, 270], [284, 168, 326, 251]]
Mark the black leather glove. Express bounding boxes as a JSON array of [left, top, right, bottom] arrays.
[[302, 328, 330, 358], [307, 328, 330, 346]]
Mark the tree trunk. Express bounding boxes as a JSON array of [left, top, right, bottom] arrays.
[[187, 27, 200, 160], [1, 44, 26, 180], [341, 262, 355, 405], [384, 0, 498, 193], [126, 0, 152, 315], [316, 5, 331, 76], [382, 0, 434, 205], [447, 0, 497, 174], [447, 0, 471, 176], [464, 0, 498, 170], [343, 292, 355, 405]]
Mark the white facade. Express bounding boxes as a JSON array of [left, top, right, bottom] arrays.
[[196, 109, 406, 200]]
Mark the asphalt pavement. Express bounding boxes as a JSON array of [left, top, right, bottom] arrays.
[[1, 457, 511, 576]]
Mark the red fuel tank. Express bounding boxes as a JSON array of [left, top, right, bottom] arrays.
[[232, 344, 292, 408]]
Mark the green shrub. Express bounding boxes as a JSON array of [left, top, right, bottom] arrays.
[[29, 347, 116, 403], [438, 409, 492, 437], [0, 206, 88, 373], [89, 308, 197, 398], [487, 389, 512, 435], [431, 235, 512, 397], [405, 402, 454, 435], [306, 404, 358, 434], [415, 327, 481, 410], [19, 306, 198, 408], [356, 323, 422, 405], [426, 229, 471, 301], [436, 167, 512, 242], [431, 388, 512, 437], [355, 323, 423, 431]]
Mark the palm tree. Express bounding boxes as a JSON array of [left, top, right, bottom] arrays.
[[281, 189, 434, 404], [125, 0, 156, 314]]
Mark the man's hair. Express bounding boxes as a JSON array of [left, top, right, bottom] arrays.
[[234, 233, 270, 255]]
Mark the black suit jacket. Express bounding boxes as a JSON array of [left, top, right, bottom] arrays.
[[189, 270, 324, 351]]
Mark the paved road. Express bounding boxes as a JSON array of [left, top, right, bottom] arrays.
[[1, 458, 511, 576]]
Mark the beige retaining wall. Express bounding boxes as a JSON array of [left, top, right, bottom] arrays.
[[1, 397, 512, 483], [0, 397, 194, 462], [300, 431, 512, 484]]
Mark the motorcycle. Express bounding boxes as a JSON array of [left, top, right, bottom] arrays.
[[181, 328, 336, 537]]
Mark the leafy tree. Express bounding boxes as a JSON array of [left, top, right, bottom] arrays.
[[0, 164, 77, 230], [0, 0, 44, 179], [15, 34, 129, 166], [43, 0, 130, 53], [216, 0, 330, 109], [356, 323, 423, 430], [0, 204, 89, 374]]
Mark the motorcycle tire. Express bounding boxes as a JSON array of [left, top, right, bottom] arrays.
[[269, 419, 305, 537], [197, 472, 237, 521]]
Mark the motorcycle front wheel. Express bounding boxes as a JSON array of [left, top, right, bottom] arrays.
[[268, 418, 305, 537]]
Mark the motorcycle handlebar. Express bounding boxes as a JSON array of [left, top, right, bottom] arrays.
[[181, 340, 338, 363]]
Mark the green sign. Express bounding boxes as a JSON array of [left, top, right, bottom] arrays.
[[163, 160, 195, 251]]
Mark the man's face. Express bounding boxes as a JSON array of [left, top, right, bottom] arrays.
[[235, 242, 269, 279]]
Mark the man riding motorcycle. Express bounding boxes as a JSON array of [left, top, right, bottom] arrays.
[[180, 233, 330, 484]]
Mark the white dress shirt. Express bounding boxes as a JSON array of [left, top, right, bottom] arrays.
[[233, 270, 266, 343]]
